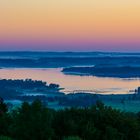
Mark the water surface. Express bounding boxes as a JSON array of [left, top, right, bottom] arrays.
[[0, 68, 140, 94]]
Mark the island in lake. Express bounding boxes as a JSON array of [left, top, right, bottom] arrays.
[[62, 65, 140, 78]]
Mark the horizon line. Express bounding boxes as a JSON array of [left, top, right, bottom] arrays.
[[0, 51, 140, 53]]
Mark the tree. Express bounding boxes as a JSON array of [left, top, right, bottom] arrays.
[[11, 100, 54, 140], [103, 126, 124, 140], [49, 84, 59, 89], [63, 136, 81, 140], [0, 136, 13, 140], [0, 97, 7, 114], [0, 98, 11, 137]]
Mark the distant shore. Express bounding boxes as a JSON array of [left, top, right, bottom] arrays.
[[0, 52, 140, 68], [62, 66, 140, 78]]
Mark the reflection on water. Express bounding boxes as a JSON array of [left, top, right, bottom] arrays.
[[0, 68, 140, 94]]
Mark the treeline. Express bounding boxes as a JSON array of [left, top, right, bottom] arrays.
[[0, 79, 47, 89], [0, 79, 59, 90], [62, 66, 140, 78], [0, 99, 140, 140], [0, 79, 60, 99], [1, 56, 140, 68]]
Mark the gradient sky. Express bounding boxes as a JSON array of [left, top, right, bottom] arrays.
[[0, 0, 140, 51]]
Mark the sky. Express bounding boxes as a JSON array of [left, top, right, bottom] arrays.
[[0, 0, 140, 51]]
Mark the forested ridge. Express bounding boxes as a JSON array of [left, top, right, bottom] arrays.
[[0, 99, 140, 140]]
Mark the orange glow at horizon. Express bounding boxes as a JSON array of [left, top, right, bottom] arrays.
[[0, 0, 140, 50]]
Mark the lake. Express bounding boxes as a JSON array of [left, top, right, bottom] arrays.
[[0, 68, 140, 94]]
